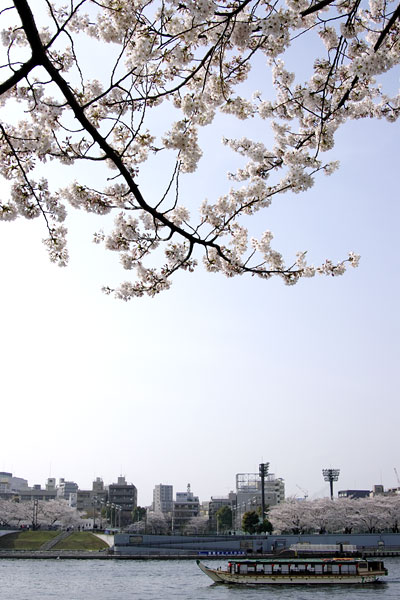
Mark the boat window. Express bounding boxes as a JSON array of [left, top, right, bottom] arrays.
[[358, 562, 368, 571], [272, 565, 282, 574], [281, 565, 289, 574], [349, 565, 356, 574], [332, 565, 340, 574], [341, 564, 350, 574], [247, 565, 256, 573], [315, 564, 323, 574], [264, 564, 273, 574], [256, 564, 264, 573]]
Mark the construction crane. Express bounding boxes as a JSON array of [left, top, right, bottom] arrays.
[[296, 484, 309, 500]]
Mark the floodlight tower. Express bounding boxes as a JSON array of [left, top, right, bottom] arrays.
[[322, 468, 340, 500], [259, 462, 270, 521]]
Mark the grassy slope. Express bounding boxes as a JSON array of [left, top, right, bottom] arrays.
[[0, 531, 59, 549], [53, 532, 109, 550], [0, 531, 109, 551]]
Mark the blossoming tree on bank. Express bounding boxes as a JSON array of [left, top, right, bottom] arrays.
[[269, 495, 400, 533], [127, 510, 169, 534], [0, 498, 82, 529], [0, 0, 398, 298]]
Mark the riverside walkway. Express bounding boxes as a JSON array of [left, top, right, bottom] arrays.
[[0, 550, 202, 559], [1, 548, 400, 559]]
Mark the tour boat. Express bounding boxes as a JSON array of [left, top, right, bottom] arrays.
[[196, 557, 388, 585]]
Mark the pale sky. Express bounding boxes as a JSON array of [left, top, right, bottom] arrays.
[[0, 2, 399, 507]]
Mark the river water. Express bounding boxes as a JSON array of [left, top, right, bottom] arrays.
[[0, 557, 399, 599]]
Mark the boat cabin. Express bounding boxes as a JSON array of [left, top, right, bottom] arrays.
[[227, 558, 386, 577]]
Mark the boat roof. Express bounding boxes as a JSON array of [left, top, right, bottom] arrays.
[[228, 558, 369, 564]]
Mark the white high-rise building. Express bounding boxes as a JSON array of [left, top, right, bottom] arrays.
[[153, 484, 173, 514]]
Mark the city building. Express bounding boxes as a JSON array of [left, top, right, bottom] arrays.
[[200, 500, 210, 518], [338, 490, 371, 499], [19, 484, 57, 502], [208, 492, 236, 533], [370, 484, 400, 497], [57, 478, 78, 505], [76, 478, 107, 512], [153, 484, 174, 514], [173, 484, 199, 532], [45, 478, 56, 491], [233, 472, 285, 530], [92, 477, 105, 494], [108, 476, 137, 525], [0, 472, 29, 499]]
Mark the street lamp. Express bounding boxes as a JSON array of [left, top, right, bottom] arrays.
[[32, 499, 38, 530], [111, 503, 115, 528], [93, 496, 97, 530], [99, 500, 104, 530], [322, 468, 340, 500]]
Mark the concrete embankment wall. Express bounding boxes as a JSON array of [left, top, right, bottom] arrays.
[[114, 533, 400, 556], [93, 533, 114, 547]]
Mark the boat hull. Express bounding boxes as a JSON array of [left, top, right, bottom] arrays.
[[196, 561, 385, 585]]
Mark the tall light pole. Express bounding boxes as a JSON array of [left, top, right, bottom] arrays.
[[259, 462, 270, 522], [32, 499, 38, 530], [322, 468, 340, 500], [100, 500, 104, 530]]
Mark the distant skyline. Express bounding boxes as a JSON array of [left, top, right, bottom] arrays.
[[1, 461, 398, 507]]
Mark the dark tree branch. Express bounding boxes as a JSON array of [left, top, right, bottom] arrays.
[[301, 0, 336, 18], [0, 56, 37, 94], [374, 3, 400, 51]]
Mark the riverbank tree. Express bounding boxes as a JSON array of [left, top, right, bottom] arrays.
[[0, 498, 82, 529], [269, 495, 400, 534]]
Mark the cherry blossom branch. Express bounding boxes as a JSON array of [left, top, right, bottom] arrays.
[[301, 0, 336, 18], [1, 0, 396, 297], [374, 3, 400, 51]]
